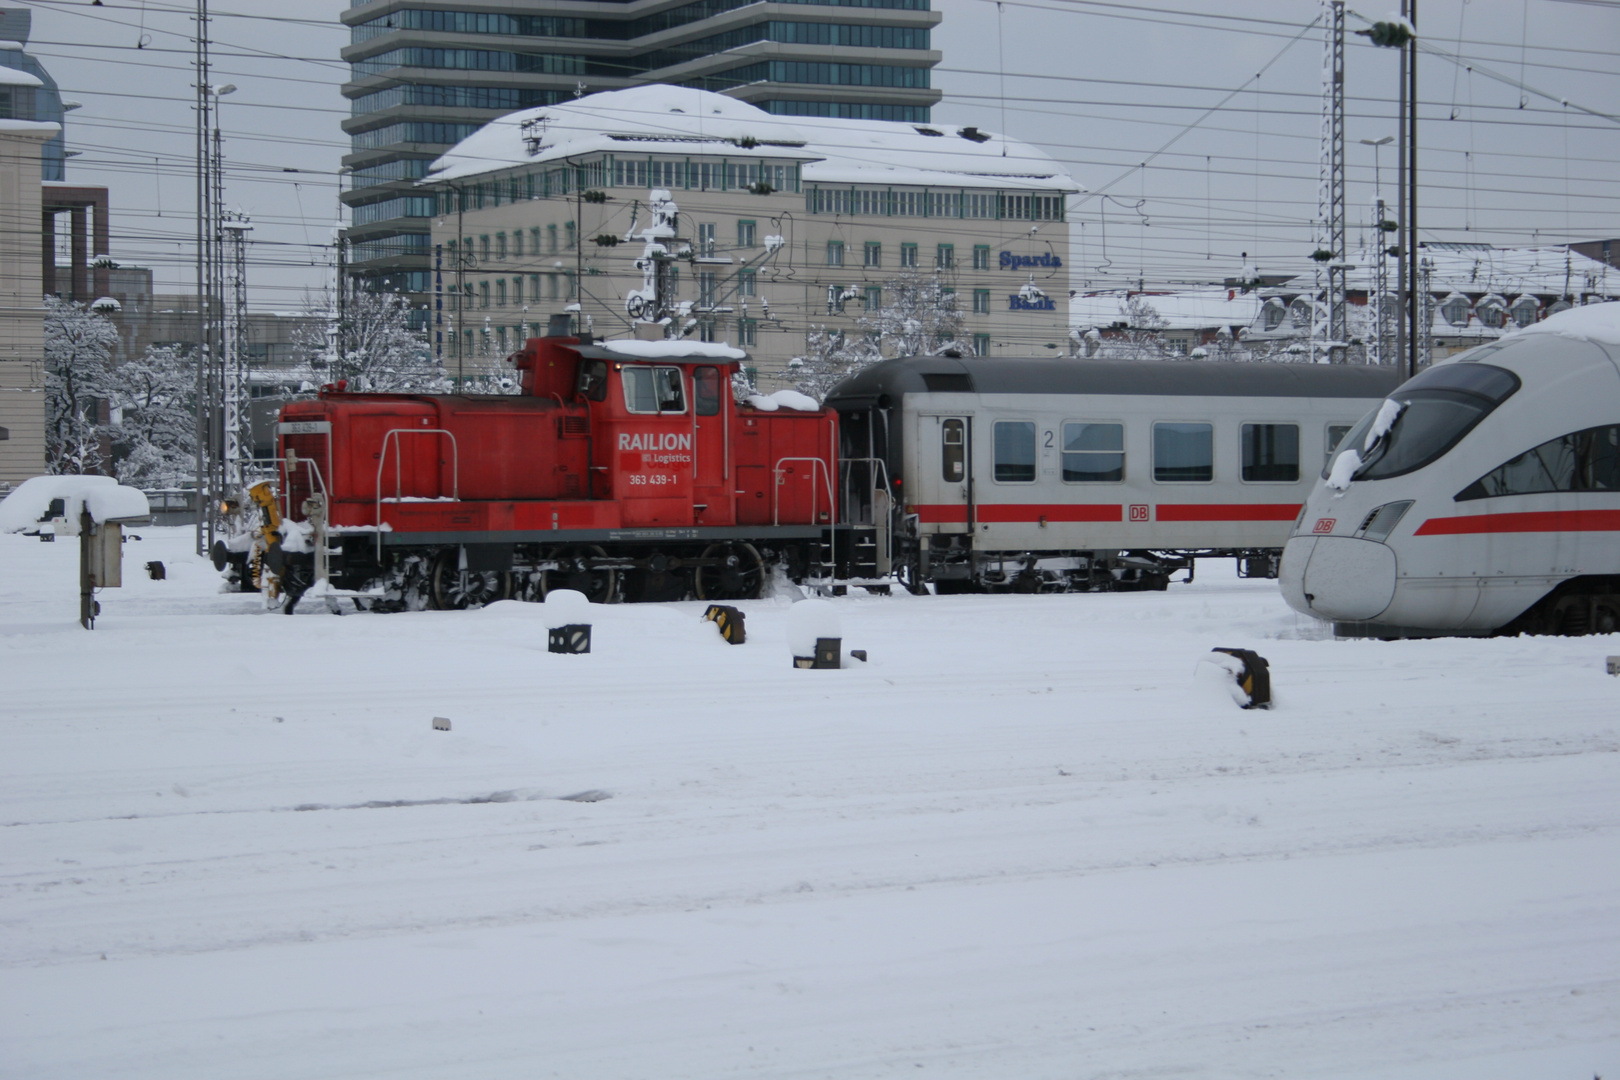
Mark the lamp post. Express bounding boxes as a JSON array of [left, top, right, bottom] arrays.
[[1361, 135, 1394, 366]]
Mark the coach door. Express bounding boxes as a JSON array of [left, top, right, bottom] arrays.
[[915, 414, 973, 533]]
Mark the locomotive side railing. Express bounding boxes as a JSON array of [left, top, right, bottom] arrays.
[[375, 427, 460, 528], [771, 456, 836, 529]]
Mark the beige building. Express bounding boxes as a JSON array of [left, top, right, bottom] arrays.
[[0, 92, 58, 486], [421, 86, 1077, 386]]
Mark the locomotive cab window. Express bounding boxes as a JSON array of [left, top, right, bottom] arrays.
[[622, 365, 686, 415], [1325, 362, 1521, 482], [1457, 424, 1620, 501], [577, 359, 608, 402], [993, 421, 1036, 483], [1062, 422, 1124, 482], [694, 366, 721, 416], [1154, 422, 1213, 482], [941, 418, 965, 482], [1241, 423, 1299, 482]]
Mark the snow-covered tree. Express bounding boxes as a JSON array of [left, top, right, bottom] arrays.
[[104, 344, 197, 488], [43, 296, 118, 474], [1092, 295, 1174, 361], [788, 326, 881, 402], [861, 268, 963, 359], [294, 285, 440, 392]]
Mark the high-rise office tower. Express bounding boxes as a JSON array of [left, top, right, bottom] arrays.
[[339, 0, 942, 319]]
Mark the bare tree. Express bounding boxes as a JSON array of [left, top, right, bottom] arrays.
[[104, 344, 197, 488]]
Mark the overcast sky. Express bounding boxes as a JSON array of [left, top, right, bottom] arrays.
[[17, 0, 1620, 308]]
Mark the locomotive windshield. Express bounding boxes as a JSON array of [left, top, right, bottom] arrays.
[[1323, 362, 1520, 482]]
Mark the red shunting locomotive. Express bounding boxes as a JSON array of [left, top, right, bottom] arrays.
[[242, 332, 840, 610]]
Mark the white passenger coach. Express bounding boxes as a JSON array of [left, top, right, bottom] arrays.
[[825, 357, 1401, 592]]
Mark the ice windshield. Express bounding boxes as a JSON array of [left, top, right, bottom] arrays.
[[1321, 363, 1520, 482]]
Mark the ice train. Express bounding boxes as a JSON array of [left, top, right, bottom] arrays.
[[1280, 302, 1620, 636]]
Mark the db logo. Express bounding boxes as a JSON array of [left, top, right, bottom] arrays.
[[1129, 504, 1149, 522], [1312, 517, 1337, 534]]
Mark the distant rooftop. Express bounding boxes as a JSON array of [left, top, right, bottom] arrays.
[[426, 85, 1080, 194]]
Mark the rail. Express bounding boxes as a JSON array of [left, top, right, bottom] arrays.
[[771, 456, 837, 529]]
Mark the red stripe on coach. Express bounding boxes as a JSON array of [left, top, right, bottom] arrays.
[[1154, 503, 1302, 522], [975, 504, 1122, 523], [1414, 509, 1620, 535]]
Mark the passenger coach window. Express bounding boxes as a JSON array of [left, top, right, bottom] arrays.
[[622, 365, 686, 415], [1325, 424, 1353, 467], [941, 418, 965, 482], [994, 421, 1036, 482], [694, 366, 720, 416], [1242, 423, 1299, 482], [1062, 423, 1124, 482], [1154, 422, 1213, 482], [1457, 424, 1620, 501]]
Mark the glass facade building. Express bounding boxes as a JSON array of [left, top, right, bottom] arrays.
[[340, 0, 941, 315]]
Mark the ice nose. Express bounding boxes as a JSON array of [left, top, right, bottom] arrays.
[[1279, 536, 1318, 616], [1294, 536, 1397, 621]]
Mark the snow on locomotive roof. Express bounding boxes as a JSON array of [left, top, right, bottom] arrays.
[[1507, 300, 1620, 347], [425, 86, 1077, 193], [598, 339, 747, 362], [824, 356, 1403, 406]]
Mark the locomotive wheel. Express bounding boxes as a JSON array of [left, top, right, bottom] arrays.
[[693, 542, 764, 601], [429, 549, 512, 610], [280, 558, 315, 615], [541, 545, 617, 604]]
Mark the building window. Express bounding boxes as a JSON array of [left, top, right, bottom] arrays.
[[973, 245, 991, 271], [496, 280, 506, 306], [529, 227, 540, 255], [698, 222, 715, 257], [564, 271, 576, 300], [1062, 423, 1125, 482], [1154, 422, 1214, 482], [1241, 423, 1300, 482], [973, 333, 990, 356], [479, 235, 491, 262], [529, 273, 541, 301], [547, 223, 558, 253], [972, 290, 990, 314], [479, 281, 490, 308], [900, 243, 918, 268], [739, 270, 757, 297], [1288, 298, 1312, 328], [513, 231, 523, 258], [698, 318, 715, 343], [936, 244, 954, 269], [547, 273, 559, 300], [1478, 298, 1507, 329], [1510, 296, 1540, 328], [1442, 295, 1471, 326], [864, 286, 881, 310], [864, 242, 882, 268], [496, 233, 508, 259], [738, 220, 756, 248], [565, 221, 576, 249], [699, 272, 716, 308], [827, 241, 844, 267], [738, 318, 758, 347], [993, 421, 1037, 483], [1262, 298, 1285, 330], [512, 277, 523, 305]]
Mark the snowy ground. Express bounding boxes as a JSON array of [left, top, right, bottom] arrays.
[[2, 527, 1617, 1080]]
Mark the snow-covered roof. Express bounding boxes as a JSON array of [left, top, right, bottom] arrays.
[[427, 86, 1078, 194], [1509, 300, 1620, 347], [599, 338, 747, 361], [1341, 244, 1613, 298], [1071, 290, 1261, 332]]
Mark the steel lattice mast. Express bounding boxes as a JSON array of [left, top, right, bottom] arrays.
[[223, 214, 251, 485], [1313, 0, 1348, 361]]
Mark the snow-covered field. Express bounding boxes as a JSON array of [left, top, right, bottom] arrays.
[[2, 527, 1616, 1079]]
